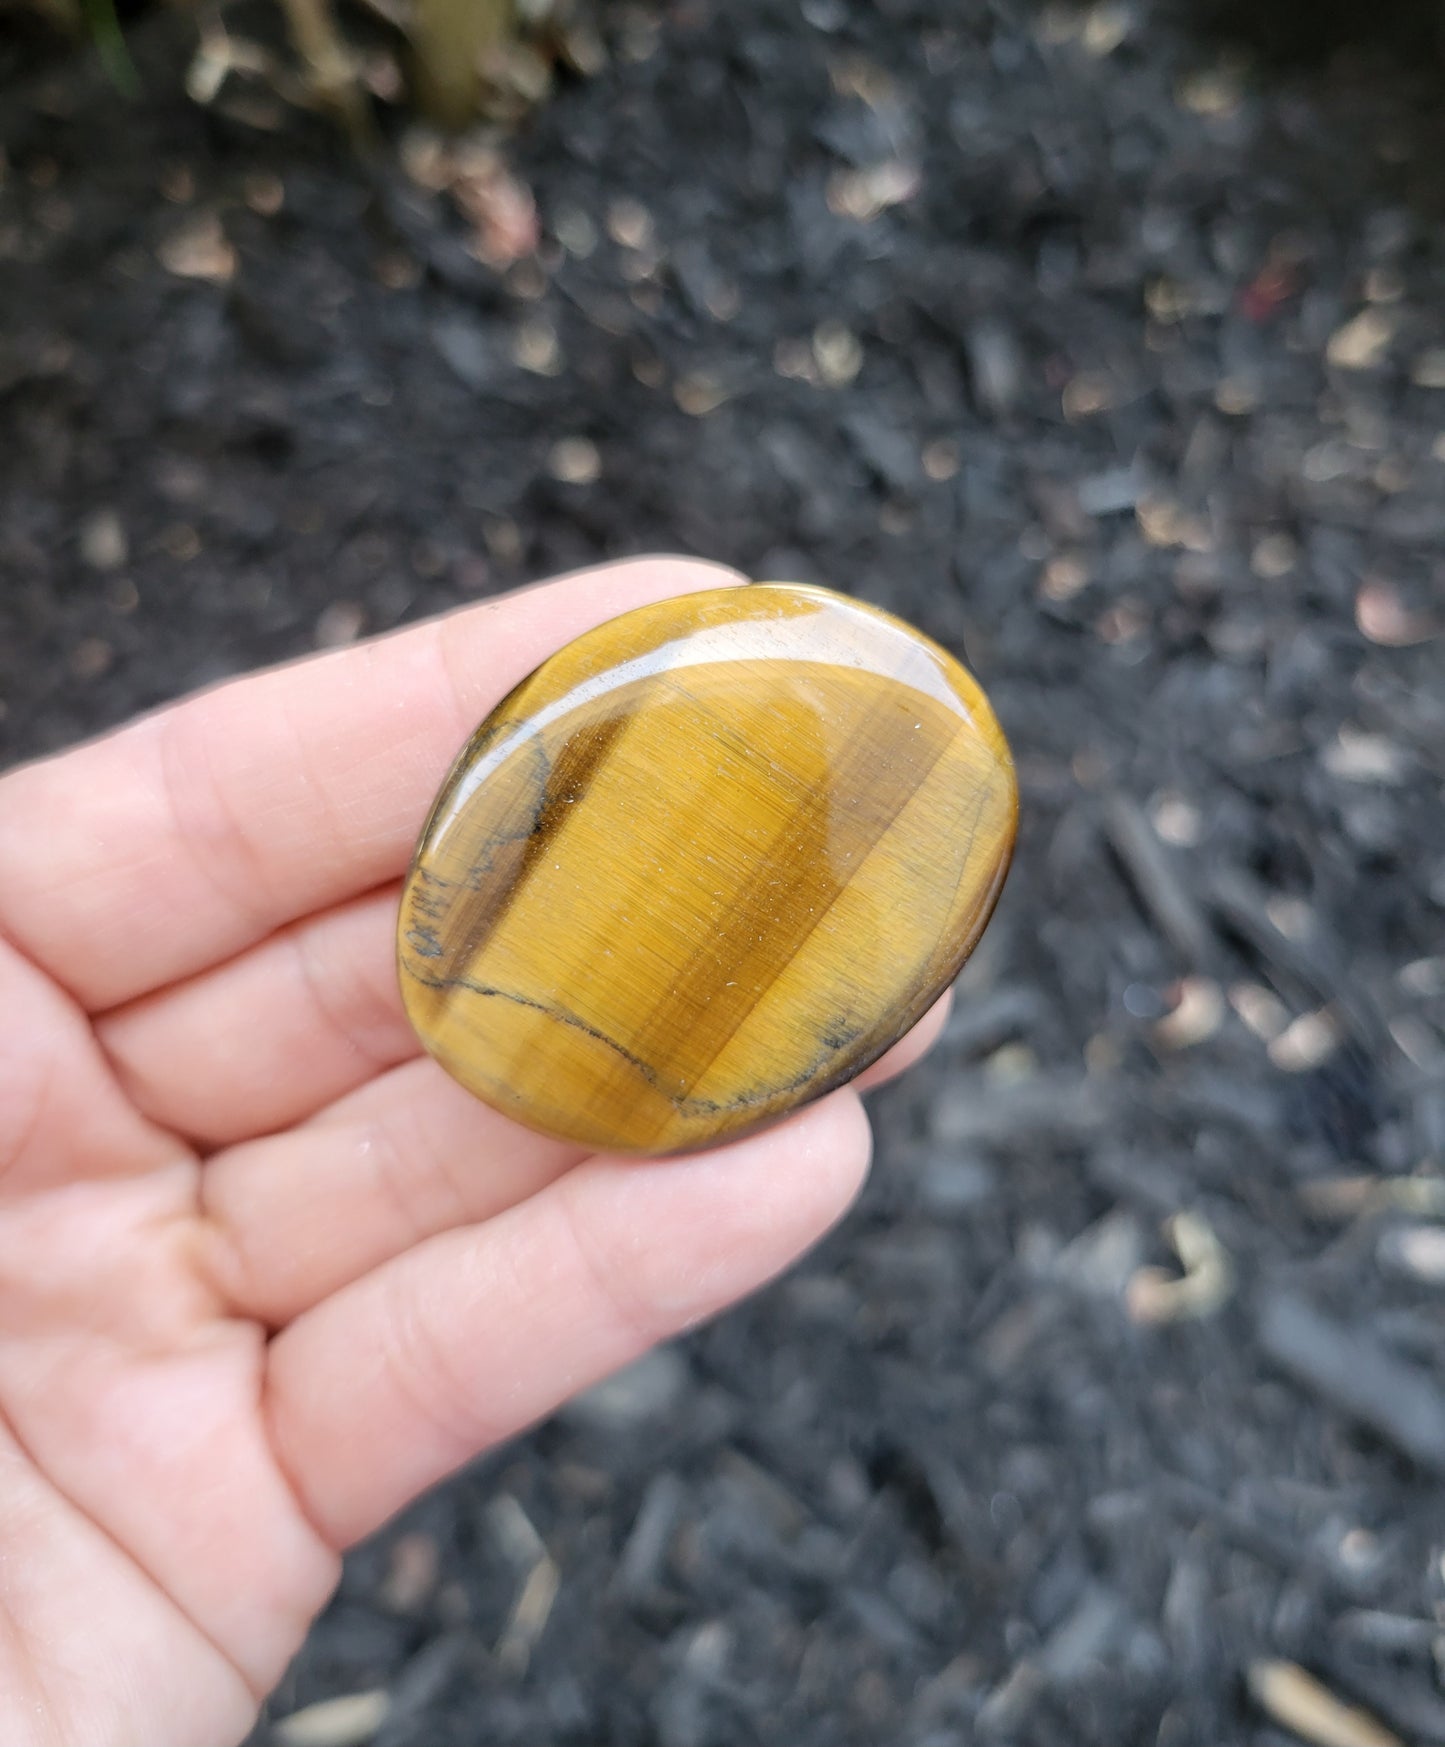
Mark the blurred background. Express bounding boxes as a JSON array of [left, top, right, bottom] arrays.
[[3, 0, 1445, 1741]]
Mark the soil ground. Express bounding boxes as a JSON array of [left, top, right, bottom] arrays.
[[4, 1, 1445, 1741]]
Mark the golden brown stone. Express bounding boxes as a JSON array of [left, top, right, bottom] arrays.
[[397, 583, 1017, 1154]]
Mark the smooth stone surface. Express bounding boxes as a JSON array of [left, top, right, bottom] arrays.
[[397, 583, 1018, 1155]]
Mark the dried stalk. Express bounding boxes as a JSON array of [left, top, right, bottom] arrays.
[[276, 0, 371, 140], [410, 0, 513, 128]]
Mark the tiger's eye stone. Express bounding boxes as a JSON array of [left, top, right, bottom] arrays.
[[398, 583, 1017, 1155]]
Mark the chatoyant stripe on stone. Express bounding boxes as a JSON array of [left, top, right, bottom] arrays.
[[398, 582, 1018, 1155]]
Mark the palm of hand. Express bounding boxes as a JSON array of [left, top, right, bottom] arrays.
[[0, 561, 943, 1747]]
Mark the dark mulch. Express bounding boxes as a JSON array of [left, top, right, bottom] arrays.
[[4, 1, 1445, 1741]]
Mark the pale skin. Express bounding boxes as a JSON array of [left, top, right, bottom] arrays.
[[0, 558, 952, 1747]]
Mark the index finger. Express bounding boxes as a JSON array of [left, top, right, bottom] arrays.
[[0, 557, 743, 1012]]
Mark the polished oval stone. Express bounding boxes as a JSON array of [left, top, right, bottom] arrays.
[[397, 583, 1017, 1155]]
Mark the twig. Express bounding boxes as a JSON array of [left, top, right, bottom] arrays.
[[1207, 866, 1387, 1057], [1257, 1291, 1445, 1476], [1101, 790, 1213, 967], [276, 0, 372, 143]]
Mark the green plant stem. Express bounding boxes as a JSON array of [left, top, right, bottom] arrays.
[[79, 0, 139, 96]]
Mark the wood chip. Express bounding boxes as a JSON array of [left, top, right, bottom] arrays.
[[448, 146, 539, 267], [1127, 1211, 1233, 1324], [1136, 495, 1211, 551], [1176, 66, 1241, 118], [496, 1550, 560, 1676], [1377, 1224, 1445, 1284], [1062, 372, 1117, 418], [930, 1072, 1108, 1146], [1400, 956, 1445, 996], [1325, 309, 1395, 371], [1081, 1, 1133, 56], [826, 160, 920, 222], [79, 509, 127, 571], [1103, 791, 1213, 966], [244, 172, 286, 216], [1409, 347, 1445, 388], [1299, 1175, 1445, 1221], [605, 196, 654, 251], [553, 205, 598, 257], [1149, 790, 1203, 848], [1039, 553, 1089, 601], [1228, 981, 1290, 1042], [379, 1532, 439, 1613], [1252, 531, 1298, 577], [548, 436, 601, 484], [513, 318, 562, 376], [314, 601, 366, 648], [488, 1493, 547, 1567], [813, 321, 863, 388], [674, 373, 731, 415], [1355, 579, 1435, 647], [273, 1690, 391, 1747], [1246, 1659, 1402, 1747], [1153, 977, 1224, 1049], [1257, 1293, 1445, 1476], [158, 214, 236, 283], [1268, 1006, 1341, 1072]]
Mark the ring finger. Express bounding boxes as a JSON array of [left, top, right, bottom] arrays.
[[200, 994, 951, 1327]]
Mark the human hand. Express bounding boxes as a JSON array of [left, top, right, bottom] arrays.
[[0, 558, 950, 1747]]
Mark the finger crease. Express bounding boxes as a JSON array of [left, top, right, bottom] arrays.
[[553, 1179, 662, 1353], [361, 1115, 445, 1251], [372, 1266, 503, 1459], [289, 926, 394, 1078], [0, 1392, 268, 1708], [153, 712, 279, 943]]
